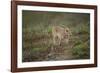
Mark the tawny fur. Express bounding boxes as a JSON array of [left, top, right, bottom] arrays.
[[52, 25, 71, 46]]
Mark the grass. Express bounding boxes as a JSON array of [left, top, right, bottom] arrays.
[[22, 10, 90, 62]]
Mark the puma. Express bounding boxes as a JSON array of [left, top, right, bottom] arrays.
[[52, 25, 71, 46]]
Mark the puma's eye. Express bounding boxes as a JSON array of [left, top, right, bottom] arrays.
[[66, 29, 68, 32]]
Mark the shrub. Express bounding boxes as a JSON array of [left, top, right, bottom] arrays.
[[72, 41, 90, 59]]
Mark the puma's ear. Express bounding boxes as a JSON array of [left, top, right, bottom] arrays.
[[69, 30, 72, 36], [65, 28, 69, 32]]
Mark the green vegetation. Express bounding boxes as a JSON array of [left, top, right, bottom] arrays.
[[72, 40, 90, 59], [22, 10, 90, 62]]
